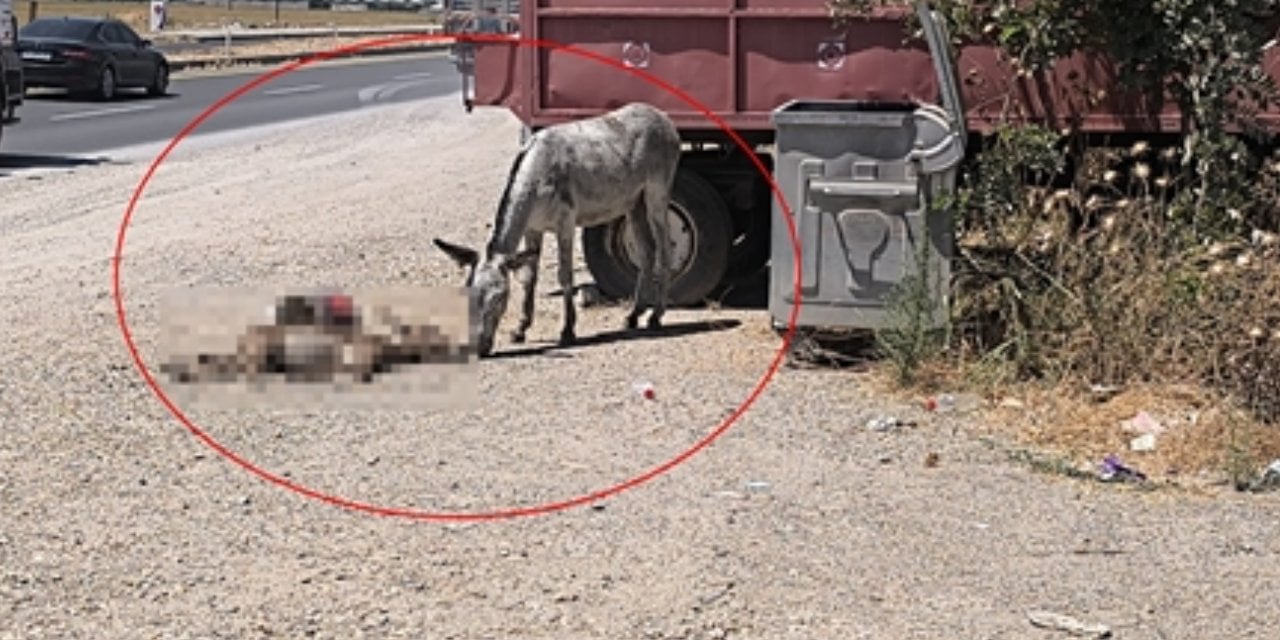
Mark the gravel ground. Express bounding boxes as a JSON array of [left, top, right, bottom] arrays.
[[3, 94, 1279, 639]]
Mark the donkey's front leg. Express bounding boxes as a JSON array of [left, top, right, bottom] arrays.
[[511, 230, 543, 344], [555, 227, 577, 346]]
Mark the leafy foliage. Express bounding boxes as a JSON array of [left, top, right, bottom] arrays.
[[828, 1, 1280, 426]]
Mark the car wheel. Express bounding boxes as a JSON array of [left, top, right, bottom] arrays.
[[147, 63, 169, 97], [582, 168, 733, 307], [97, 66, 116, 101]]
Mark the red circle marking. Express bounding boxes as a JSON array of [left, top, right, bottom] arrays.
[[112, 32, 803, 522]]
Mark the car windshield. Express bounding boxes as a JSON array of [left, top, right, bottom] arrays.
[[19, 18, 98, 40]]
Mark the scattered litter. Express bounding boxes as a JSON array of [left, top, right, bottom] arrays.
[[744, 480, 771, 493], [998, 397, 1026, 409], [1098, 454, 1147, 483], [1088, 384, 1122, 402], [866, 415, 908, 432], [632, 380, 656, 400], [923, 394, 956, 412], [1129, 433, 1157, 452], [1027, 610, 1112, 638], [924, 452, 940, 468], [1248, 459, 1280, 493], [1119, 411, 1165, 436]]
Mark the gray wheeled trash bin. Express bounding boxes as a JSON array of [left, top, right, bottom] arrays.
[[768, 99, 965, 332]]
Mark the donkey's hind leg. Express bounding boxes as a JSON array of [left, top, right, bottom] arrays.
[[555, 224, 578, 346], [511, 230, 543, 344], [643, 183, 672, 331], [625, 195, 657, 331]]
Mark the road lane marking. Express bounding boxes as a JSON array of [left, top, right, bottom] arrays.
[[377, 79, 434, 102], [357, 79, 434, 104], [49, 104, 157, 122], [393, 71, 434, 80], [262, 83, 325, 97]]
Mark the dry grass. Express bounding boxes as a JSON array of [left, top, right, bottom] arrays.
[[983, 384, 1280, 485], [18, 0, 436, 34], [859, 362, 1280, 488], [859, 129, 1280, 488]]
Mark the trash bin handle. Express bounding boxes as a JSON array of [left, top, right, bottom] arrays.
[[808, 178, 918, 200], [911, 133, 960, 158]]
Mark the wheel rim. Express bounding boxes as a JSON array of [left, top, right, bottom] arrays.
[[614, 201, 698, 280], [157, 66, 168, 91]]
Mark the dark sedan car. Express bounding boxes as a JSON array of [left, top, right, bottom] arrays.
[[17, 16, 168, 100]]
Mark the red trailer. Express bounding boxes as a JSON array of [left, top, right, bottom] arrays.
[[459, 0, 1280, 306]]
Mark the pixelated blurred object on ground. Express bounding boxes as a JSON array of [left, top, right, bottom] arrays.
[[157, 286, 478, 411]]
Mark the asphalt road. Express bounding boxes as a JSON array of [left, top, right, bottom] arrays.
[[1, 52, 464, 163]]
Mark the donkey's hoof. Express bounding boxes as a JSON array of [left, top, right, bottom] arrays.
[[510, 330, 527, 344], [625, 314, 641, 331], [558, 329, 576, 346], [646, 315, 664, 331]]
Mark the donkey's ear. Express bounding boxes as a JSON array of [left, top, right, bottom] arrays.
[[433, 238, 479, 269]]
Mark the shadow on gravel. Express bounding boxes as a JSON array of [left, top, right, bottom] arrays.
[[0, 153, 112, 177], [547, 266, 772, 313], [486, 318, 744, 360]]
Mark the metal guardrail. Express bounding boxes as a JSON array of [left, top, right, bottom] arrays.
[[164, 40, 452, 72], [155, 24, 453, 72], [155, 23, 444, 43]]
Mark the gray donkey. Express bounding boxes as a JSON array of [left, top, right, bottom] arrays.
[[434, 102, 682, 357]]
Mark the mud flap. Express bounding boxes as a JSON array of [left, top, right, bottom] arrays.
[[454, 42, 476, 113]]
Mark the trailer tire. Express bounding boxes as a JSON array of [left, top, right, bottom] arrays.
[[583, 168, 732, 307]]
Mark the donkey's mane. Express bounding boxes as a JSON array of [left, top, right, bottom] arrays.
[[486, 141, 532, 259]]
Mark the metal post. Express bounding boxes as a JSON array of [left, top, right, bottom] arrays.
[[27, 0, 36, 23]]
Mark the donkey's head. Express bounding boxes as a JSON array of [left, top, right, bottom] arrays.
[[433, 237, 537, 357]]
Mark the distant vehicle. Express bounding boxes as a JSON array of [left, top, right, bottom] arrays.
[[1, 0, 23, 146], [17, 16, 169, 101]]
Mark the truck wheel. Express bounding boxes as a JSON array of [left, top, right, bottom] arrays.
[[583, 168, 733, 307]]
